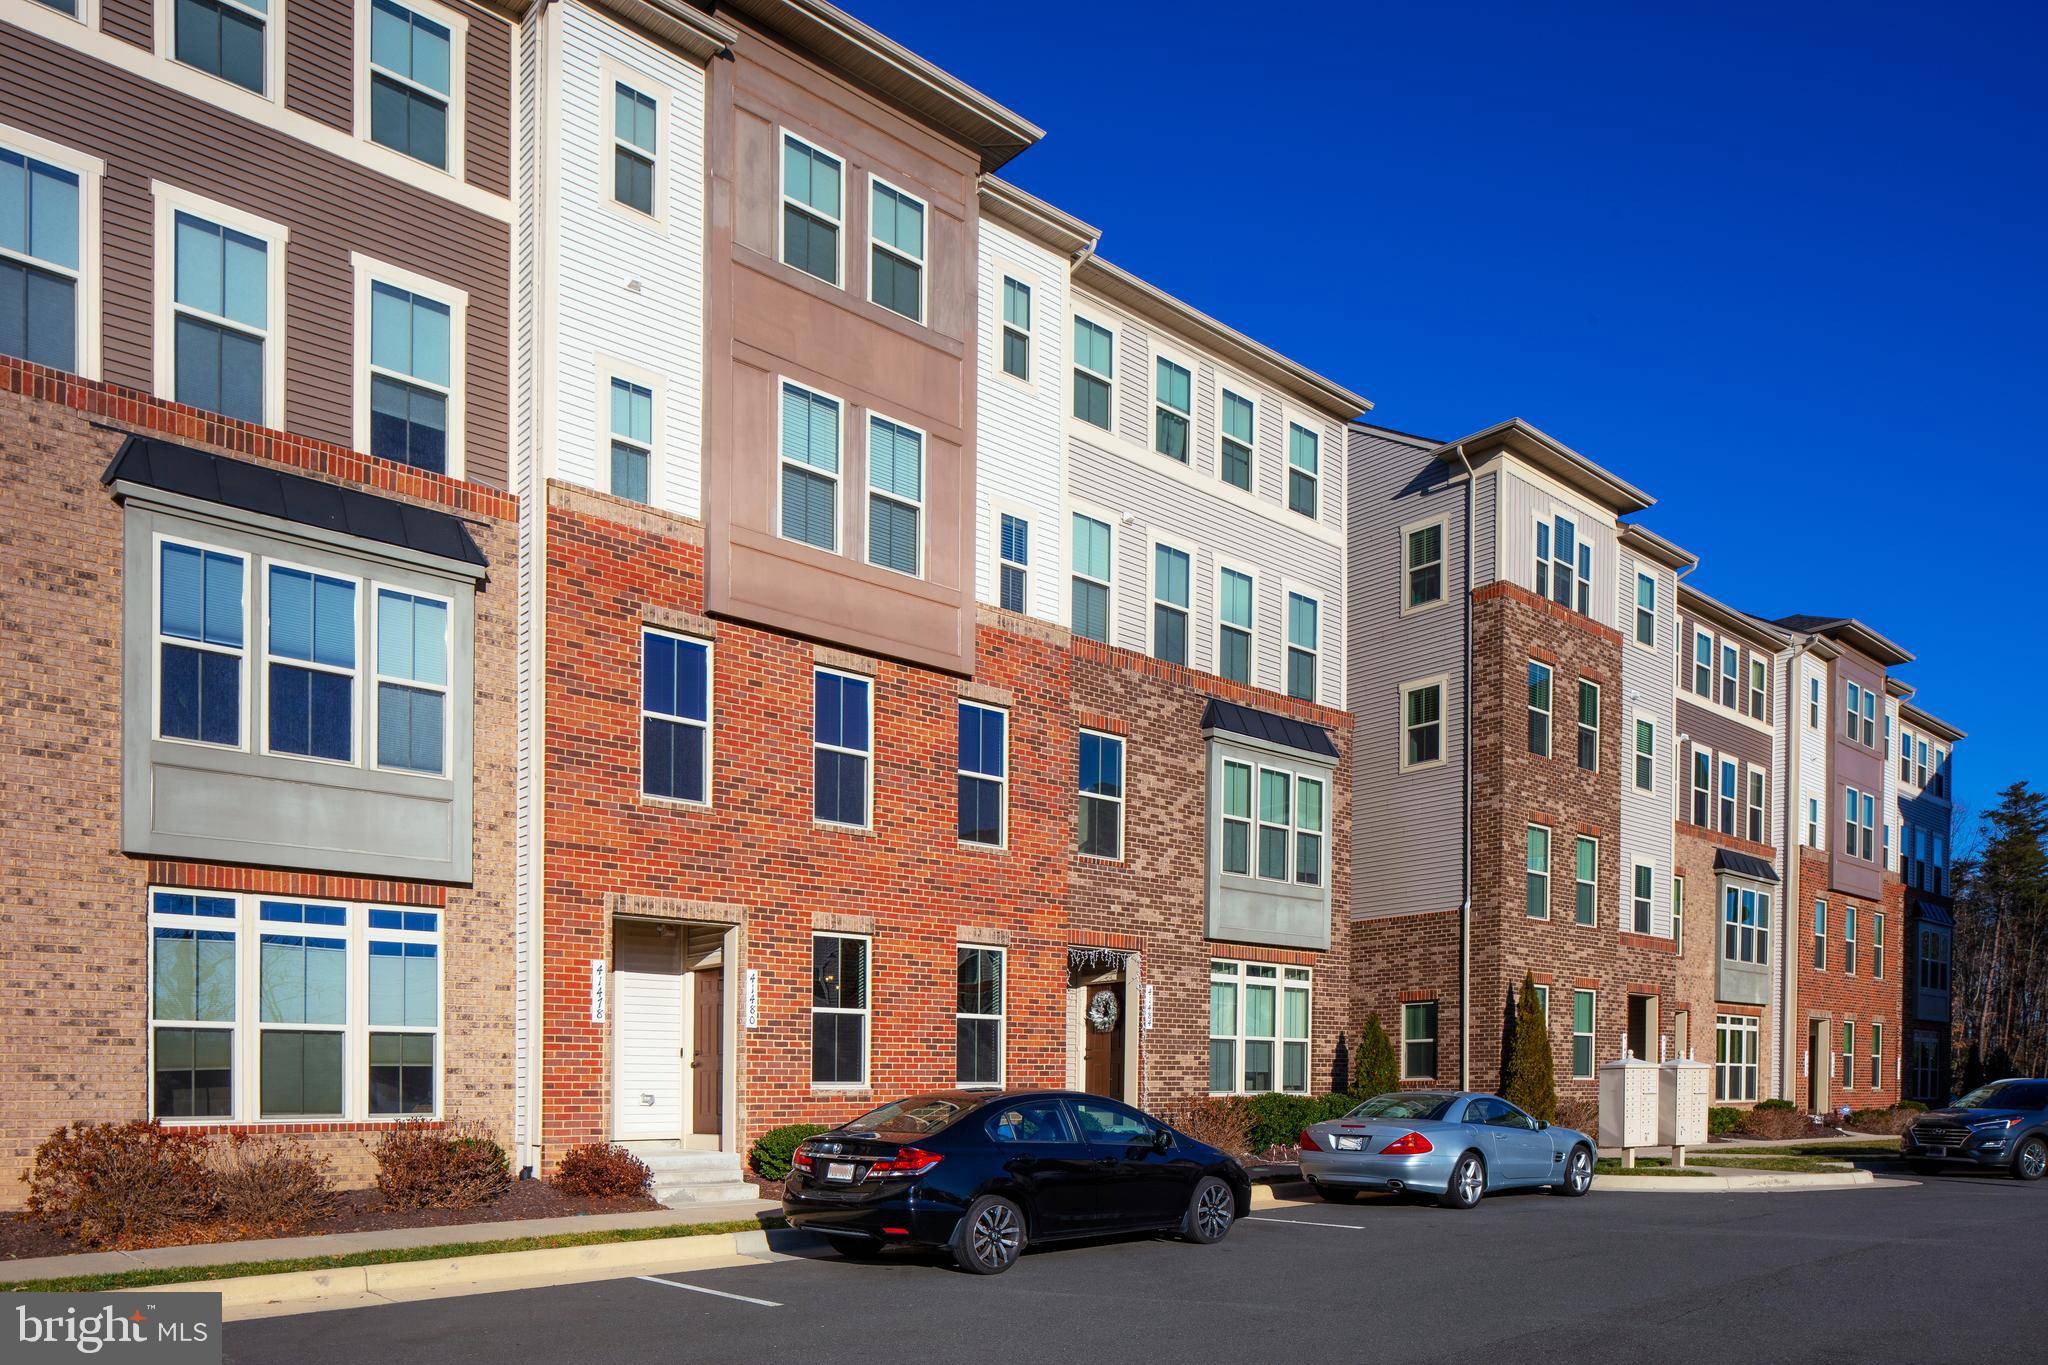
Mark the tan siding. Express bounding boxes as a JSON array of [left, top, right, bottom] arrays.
[[100, 0, 151, 48], [0, 26, 512, 487]]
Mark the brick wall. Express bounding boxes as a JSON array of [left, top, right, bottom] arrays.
[[1672, 823, 1775, 1102], [538, 484, 1073, 1162], [0, 361, 518, 1204], [1793, 848, 1899, 1111], [1068, 642, 1352, 1107], [1352, 910, 1463, 1087]]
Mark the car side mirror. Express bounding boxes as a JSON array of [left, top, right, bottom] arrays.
[[1152, 1128, 1173, 1153], [1536, 1120, 1550, 1130]]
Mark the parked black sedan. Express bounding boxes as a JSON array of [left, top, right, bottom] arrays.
[[781, 1090, 1251, 1274], [1903, 1079, 2048, 1179]]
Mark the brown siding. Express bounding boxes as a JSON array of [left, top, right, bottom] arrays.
[[101, 0, 151, 49], [0, 25, 513, 488], [285, 0, 355, 132], [459, 1, 512, 196]]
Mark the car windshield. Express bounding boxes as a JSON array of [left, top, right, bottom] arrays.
[[1952, 1081, 2048, 1112], [841, 1097, 969, 1136], [1343, 1093, 1457, 1122]]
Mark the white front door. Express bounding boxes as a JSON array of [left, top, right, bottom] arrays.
[[613, 921, 684, 1140]]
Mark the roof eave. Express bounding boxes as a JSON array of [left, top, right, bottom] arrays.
[[1432, 418, 1654, 516], [977, 176, 1099, 258], [1900, 702, 1967, 743], [1618, 521, 1698, 573], [1678, 582, 1785, 652]]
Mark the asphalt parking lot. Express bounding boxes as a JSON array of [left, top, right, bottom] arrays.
[[225, 1174, 2043, 1365]]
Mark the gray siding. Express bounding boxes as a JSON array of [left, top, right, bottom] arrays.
[[1472, 467, 1497, 589], [1497, 467, 1619, 631], [1347, 428, 1466, 922], [1616, 549, 1677, 938]]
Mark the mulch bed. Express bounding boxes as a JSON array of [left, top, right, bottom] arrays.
[[0, 1179, 664, 1263]]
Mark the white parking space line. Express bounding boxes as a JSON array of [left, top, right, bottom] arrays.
[[635, 1275, 783, 1307], [1246, 1215, 1366, 1230]]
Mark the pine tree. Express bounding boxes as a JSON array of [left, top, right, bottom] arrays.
[[1501, 973, 1558, 1121], [1353, 1014, 1399, 1099]]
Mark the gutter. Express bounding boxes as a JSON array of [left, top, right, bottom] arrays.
[[1452, 443, 1473, 1090]]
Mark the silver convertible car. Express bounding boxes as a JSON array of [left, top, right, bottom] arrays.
[[1296, 1091, 1595, 1208]]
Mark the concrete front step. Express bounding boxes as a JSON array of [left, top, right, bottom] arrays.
[[622, 1143, 761, 1209]]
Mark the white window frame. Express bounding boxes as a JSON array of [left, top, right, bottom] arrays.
[[147, 889, 446, 1125], [151, 531, 251, 754], [1576, 677, 1600, 773], [1631, 860, 1654, 934], [1215, 379, 1258, 494], [1527, 823, 1552, 921], [1814, 898, 1827, 971], [1147, 532, 1195, 666], [1399, 674, 1449, 774], [1527, 659, 1553, 757], [1077, 727, 1125, 863], [599, 60, 667, 227], [1632, 713, 1656, 793], [1844, 904, 1858, 975], [151, 181, 288, 429], [0, 123, 104, 380], [1720, 883, 1771, 966], [811, 665, 873, 831], [1214, 556, 1258, 688], [1402, 514, 1449, 615], [996, 271, 1034, 387], [1218, 755, 1253, 877], [1873, 911, 1885, 982], [370, 581, 453, 778], [1573, 834, 1598, 926], [259, 555, 365, 768], [1720, 642, 1739, 711], [1749, 656, 1767, 720], [954, 943, 1005, 1088], [1673, 875, 1685, 953], [1070, 311, 1117, 432], [774, 377, 843, 553], [956, 700, 1008, 850], [1401, 999, 1438, 1081], [1715, 1014, 1759, 1103], [1718, 756, 1738, 837], [350, 252, 468, 480], [1285, 417, 1320, 521], [1632, 570, 1657, 648], [1571, 988, 1596, 1080], [809, 931, 870, 1088], [1690, 746, 1711, 827], [1806, 797, 1820, 849], [354, 0, 469, 179], [1066, 501, 1117, 643], [991, 501, 1032, 616], [1693, 628, 1714, 697], [157, 0, 285, 103], [866, 172, 927, 324], [594, 354, 663, 505], [639, 625, 712, 808], [1809, 675, 1821, 728], [865, 409, 926, 579], [1746, 765, 1766, 845], [1208, 960, 1311, 1096], [777, 129, 844, 289], [1151, 344, 1196, 464], [1284, 585, 1321, 705]]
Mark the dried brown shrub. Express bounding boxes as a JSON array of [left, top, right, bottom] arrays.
[[549, 1142, 652, 1198]]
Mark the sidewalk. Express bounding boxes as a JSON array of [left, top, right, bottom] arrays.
[[1, 1197, 780, 1286], [1594, 1130, 1898, 1159]]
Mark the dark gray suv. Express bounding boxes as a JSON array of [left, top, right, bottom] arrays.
[[1903, 1079, 2048, 1179]]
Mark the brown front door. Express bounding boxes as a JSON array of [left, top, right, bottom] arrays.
[[692, 967, 722, 1137], [1083, 983, 1125, 1098]]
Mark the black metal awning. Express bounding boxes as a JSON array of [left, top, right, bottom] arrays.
[[103, 435, 487, 568], [1714, 848, 1781, 883], [1913, 899, 1954, 928], [1200, 697, 1338, 759]]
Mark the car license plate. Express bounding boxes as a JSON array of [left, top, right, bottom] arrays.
[[1922, 1146, 1949, 1157], [826, 1161, 856, 1183], [1335, 1135, 1364, 1152]]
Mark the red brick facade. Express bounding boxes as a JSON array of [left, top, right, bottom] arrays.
[[1793, 848, 1899, 1111], [0, 361, 519, 1204], [1671, 823, 1780, 1103]]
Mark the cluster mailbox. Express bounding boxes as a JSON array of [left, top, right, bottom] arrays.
[[1660, 1056, 1712, 1156], [1598, 1056, 1660, 1153]]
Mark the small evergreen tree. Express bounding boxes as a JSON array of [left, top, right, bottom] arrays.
[[1501, 973, 1558, 1121], [1353, 1014, 1399, 1099]]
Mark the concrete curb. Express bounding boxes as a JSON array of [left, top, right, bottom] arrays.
[[1594, 1169, 1895, 1192]]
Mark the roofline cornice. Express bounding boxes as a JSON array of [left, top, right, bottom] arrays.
[[977, 176, 1099, 258]]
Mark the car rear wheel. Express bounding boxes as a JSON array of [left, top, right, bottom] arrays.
[[951, 1194, 1026, 1275], [1182, 1176, 1236, 1243], [2012, 1137, 2047, 1182], [1555, 1145, 1593, 1197], [1313, 1182, 1360, 1204], [1438, 1152, 1486, 1210]]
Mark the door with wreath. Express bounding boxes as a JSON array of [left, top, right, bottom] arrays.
[[1083, 982, 1125, 1098]]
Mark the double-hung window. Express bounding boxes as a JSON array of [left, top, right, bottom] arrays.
[[366, 907, 439, 1115], [1693, 629, 1713, 697], [1860, 790, 1876, 859], [778, 381, 839, 551], [1219, 758, 1251, 875], [267, 564, 357, 762], [1000, 276, 1031, 380], [1749, 658, 1766, 720], [1287, 423, 1319, 519], [1715, 1014, 1758, 1102], [367, 280, 453, 474], [174, 0, 268, 93], [1633, 717, 1655, 792], [373, 589, 448, 775], [170, 210, 270, 424], [1527, 660, 1552, 756], [368, 0, 453, 169], [1576, 680, 1599, 771], [608, 377, 654, 502], [1574, 837, 1597, 925], [1541, 514, 1580, 609], [1072, 316, 1113, 428], [1899, 728, 1913, 784], [1691, 749, 1711, 827], [1720, 644, 1739, 710], [1217, 567, 1253, 684], [811, 933, 867, 1085], [1285, 593, 1319, 702], [957, 702, 1006, 847], [1256, 769, 1291, 880], [1873, 913, 1885, 981], [1844, 906, 1858, 974], [1747, 769, 1766, 844], [1860, 688, 1877, 746], [157, 540, 246, 747], [150, 891, 238, 1117], [780, 134, 841, 285], [1070, 513, 1112, 644], [956, 946, 1004, 1087], [1079, 729, 1124, 859], [1717, 757, 1737, 837], [1845, 681, 1861, 737], [1407, 521, 1445, 610], [1916, 739, 1929, 788], [1722, 886, 1770, 965], [812, 669, 871, 828], [257, 901, 348, 1118], [1402, 679, 1444, 769], [1151, 544, 1190, 665], [1632, 863, 1654, 934], [611, 82, 658, 215], [1571, 990, 1595, 1079], [1842, 1023, 1856, 1089], [1871, 1023, 1883, 1093], [1918, 927, 1949, 992], [1402, 1001, 1438, 1080], [868, 179, 924, 322], [1526, 825, 1551, 919], [866, 414, 922, 577], [642, 628, 709, 804], [1634, 571, 1656, 646], [1673, 876, 1685, 953], [1154, 357, 1191, 461], [1809, 676, 1821, 727], [997, 513, 1029, 614], [1807, 797, 1820, 848], [1294, 775, 1324, 887], [0, 145, 82, 372], [1813, 899, 1827, 969], [1219, 389, 1254, 491]]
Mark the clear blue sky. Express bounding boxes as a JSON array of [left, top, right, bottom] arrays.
[[851, 0, 2041, 839]]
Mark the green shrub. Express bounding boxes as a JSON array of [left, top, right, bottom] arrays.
[[1899, 1100, 1928, 1112], [1352, 1015, 1400, 1099], [1845, 1106, 1920, 1136], [1242, 1093, 1357, 1152], [1708, 1106, 1744, 1136], [748, 1124, 829, 1181], [1754, 1098, 1796, 1112]]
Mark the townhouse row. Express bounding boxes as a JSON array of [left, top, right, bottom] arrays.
[[0, 0, 1959, 1199]]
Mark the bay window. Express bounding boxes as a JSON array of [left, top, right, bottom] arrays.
[[266, 564, 358, 763]]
